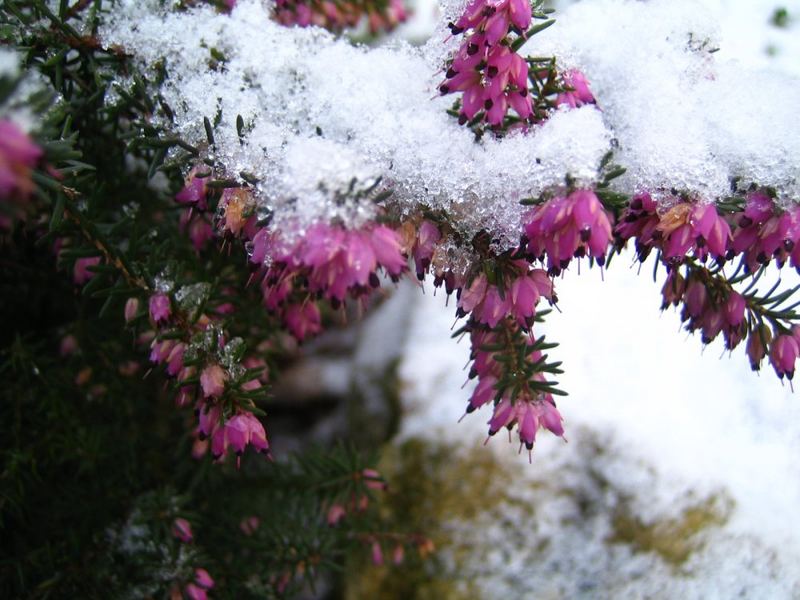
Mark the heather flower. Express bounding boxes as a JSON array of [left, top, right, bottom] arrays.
[[73, 256, 101, 285], [442, 42, 532, 125], [658, 201, 731, 263], [284, 300, 322, 341], [184, 583, 208, 600], [273, 0, 405, 32], [200, 364, 227, 398], [219, 188, 256, 237], [175, 385, 194, 408], [366, 0, 408, 33], [486, 392, 564, 460], [0, 119, 42, 201], [165, 342, 186, 376], [660, 270, 685, 309], [175, 168, 209, 210], [124, 297, 140, 323], [327, 503, 346, 526], [180, 211, 214, 252], [194, 568, 215, 590], [362, 468, 387, 490], [60, 334, 79, 357], [682, 279, 708, 320], [746, 324, 772, 371], [524, 189, 613, 273], [255, 222, 406, 324], [240, 516, 260, 535], [770, 334, 799, 380], [411, 220, 440, 279], [172, 518, 193, 543], [369, 225, 407, 277], [724, 292, 746, 327], [614, 192, 661, 260], [210, 410, 270, 461], [556, 69, 595, 108], [371, 540, 384, 566], [149, 293, 172, 324]]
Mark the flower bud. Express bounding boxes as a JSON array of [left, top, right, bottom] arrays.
[[124, 297, 140, 323]]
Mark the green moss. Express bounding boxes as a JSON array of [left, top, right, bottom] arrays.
[[608, 494, 733, 566], [345, 437, 519, 600]]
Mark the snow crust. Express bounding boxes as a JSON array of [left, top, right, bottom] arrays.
[[533, 0, 800, 205], [100, 0, 799, 248], [100, 0, 610, 250]]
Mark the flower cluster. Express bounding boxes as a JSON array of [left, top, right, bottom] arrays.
[[273, 0, 407, 33], [613, 190, 800, 270], [658, 256, 800, 384], [250, 221, 407, 341], [441, 0, 533, 126], [171, 519, 216, 600], [175, 169, 215, 252], [555, 69, 595, 109], [397, 218, 566, 456], [464, 319, 565, 459], [661, 270, 747, 348], [457, 261, 553, 328], [728, 191, 800, 273], [132, 288, 271, 463], [523, 188, 614, 274]]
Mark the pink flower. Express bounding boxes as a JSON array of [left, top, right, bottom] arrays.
[[184, 583, 208, 600], [724, 292, 746, 327], [682, 279, 708, 320], [194, 568, 215, 590], [240, 516, 260, 535], [149, 293, 172, 324], [0, 119, 42, 200], [327, 504, 346, 526], [746, 324, 772, 371], [172, 518, 193, 543], [60, 334, 79, 357], [180, 211, 214, 252], [615, 192, 661, 260], [770, 334, 799, 380], [210, 410, 270, 461], [165, 343, 186, 377], [124, 297, 140, 323], [371, 540, 384, 566], [556, 69, 595, 108], [660, 270, 685, 309], [370, 224, 407, 277], [284, 301, 322, 341], [362, 468, 387, 490], [524, 189, 613, 273], [442, 41, 532, 125], [73, 256, 101, 285], [659, 201, 731, 264], [200, 364, 227, 398], [175, 168, 209, 210]]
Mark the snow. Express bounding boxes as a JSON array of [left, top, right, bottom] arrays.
[[533, 0, 800, 205], [99, 0, 610, 251], [99, 0, 799, 257], [395, 252, 800, 597]]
